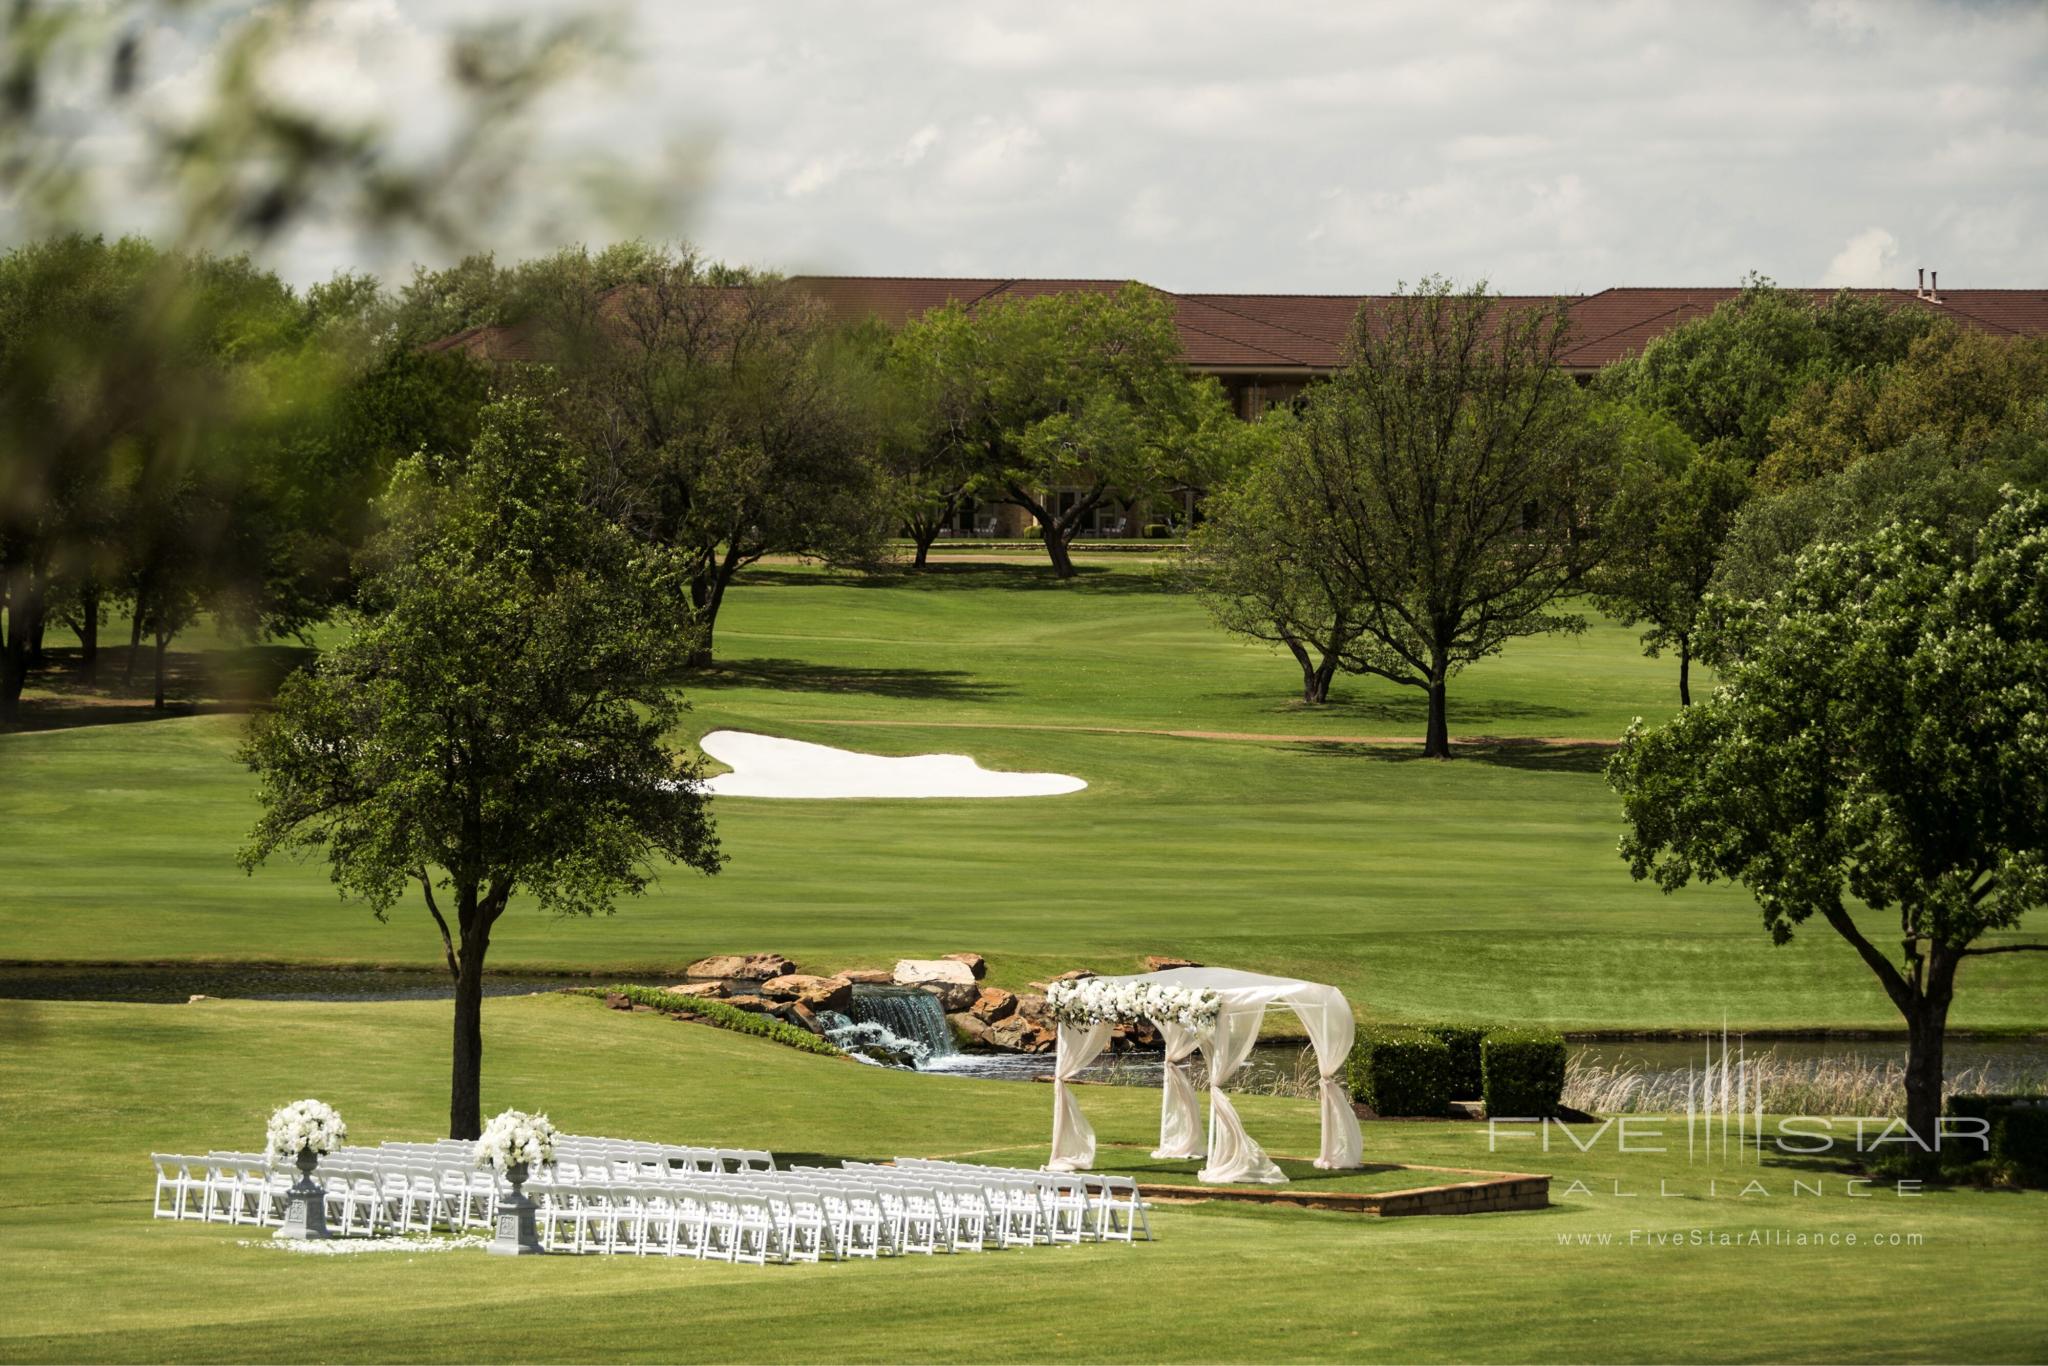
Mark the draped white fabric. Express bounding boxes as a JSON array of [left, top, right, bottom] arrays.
[[1044, 966, 1365, 1185], [1197, 1002, 1287, 1184], [1046, 1021, 1113, 1172], [1294, 996, 1365, 1169], [1150, 1021, 1205, 1159]]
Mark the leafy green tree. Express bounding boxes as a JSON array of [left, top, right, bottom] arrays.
[[1713, 326, 2048, 607], [453, 244, 885, 666], [1186, 415, 1357, 703], [1586, 408, 1750, 705], [915, 285, 1234, 579], [1712, 438, 2020, 605], [0, 235, 254, 718], [1601, 280, 1932, 471], [239, 396, 721, 1138], [1761, 325, 2048, 489], [1608, 491, 2048, 1160], [1, 2, 689, 721], [876, 318, 990, 567], [1286, 279, 1619, 756]]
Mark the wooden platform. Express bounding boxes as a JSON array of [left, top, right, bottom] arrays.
[[1136, 1165, 1549, 1216]]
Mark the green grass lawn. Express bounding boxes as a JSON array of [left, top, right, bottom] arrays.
[[2, 995, 2041, 1364], [3, 561, 2042, 1032]]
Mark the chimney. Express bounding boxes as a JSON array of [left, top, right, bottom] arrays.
[[1917, 267, 1926, 296], [1930, 270, 1939, 301]]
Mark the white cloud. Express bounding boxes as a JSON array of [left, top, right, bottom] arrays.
[[940, 120, 1045, 191], [1821, 227, 1901, 287], [895, 126, 942, 167], [32, 0, 2046, 293], [784, 154, 853, 198]]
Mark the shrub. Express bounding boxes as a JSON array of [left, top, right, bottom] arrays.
[[1347, 1026, 1451, 1117], [1947, 1093, 2028, 1123], [572, 985, 844, 1058], [1482, 1028, 1567, 1118], [1987, 1102, 2048, 1177], [1144, 523, 1169, 539], [1418, 1023, 1487, 1099]]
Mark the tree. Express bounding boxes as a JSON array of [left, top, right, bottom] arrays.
[[1712, 325, 2048, 607], [239, 396, 722, 1138], [1585, 408, 1750, 705], [1600, 280, 1932, 471], [1607, 490, 2048, 1163], [1186, 415, 1358, 703], [876, 318, 987, 568], [0, 234, 223, 719], [1711, 438, 2021, 605], [1761, 325, 2048, 490], [467, 245, 885, 666], [1286, 279, 1619, 756], [916, 284, 1233, 579]]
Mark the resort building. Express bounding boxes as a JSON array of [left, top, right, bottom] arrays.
[[438, 274, 2048, 541], [790, 275, 2048, 538]]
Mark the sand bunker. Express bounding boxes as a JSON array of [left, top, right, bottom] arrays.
[[695, 730, 1086, 800]]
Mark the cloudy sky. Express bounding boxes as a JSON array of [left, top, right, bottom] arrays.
[[50, 0, 2048, 292]]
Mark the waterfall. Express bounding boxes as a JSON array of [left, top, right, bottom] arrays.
[[819, 986, 956, 1069]]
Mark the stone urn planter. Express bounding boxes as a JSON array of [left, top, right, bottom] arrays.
[[489, 1162, 545, 1256], [273, 1147, 330, 1240]]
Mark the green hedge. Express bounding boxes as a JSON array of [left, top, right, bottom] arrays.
[[1346, 1026, 1451, 1117], [1948, 1095, 2048, 1175], [1481, 1029, 1567, 1118], [1418, 1023, 1487, 1100], [572, 985, 844, 1059]]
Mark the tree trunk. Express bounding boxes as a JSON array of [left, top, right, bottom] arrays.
[[1043, 529, 1077, 579], [449, 922, 489, 1141], [1678, 636, 1692, 708], [1423, 676, 1451, 758], [1280, 630, 1335, 704], [686, 573, 718, 669], [124, 606, 145, 684], [1900, 949, 1957, 1172], [152, 624, 170, 710], [912, 527, 938, 568], [25, 577, 47, 669], [0, 561, 26, 723], [1309, 654, 1339, 705], [76, 582, 100, 683]]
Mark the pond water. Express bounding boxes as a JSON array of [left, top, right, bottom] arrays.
[[0, 965, 598, 1003]]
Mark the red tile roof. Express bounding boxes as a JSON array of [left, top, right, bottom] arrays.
[[792, 277, 2048, 372], [434, 276, 2048, 373]]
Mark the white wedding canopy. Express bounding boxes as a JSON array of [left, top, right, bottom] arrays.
[[1046, 967, 1365, 1185]]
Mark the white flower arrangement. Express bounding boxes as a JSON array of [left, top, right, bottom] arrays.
[[266, 1099, 348, 1162], [473, 1108, 558, 1174], [1045, 978, 1220, 1033]]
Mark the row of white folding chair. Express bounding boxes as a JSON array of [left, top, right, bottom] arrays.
[[893, 1158, 1153, 1242], [690, 1172, 939, 1259], [150, 1154, 287, 1224], [842, 1161, 1088, 1246], [533, 1183, 797, 1264], [307, 1154, 496, 1235], [552, 1139, 774, 1174], [812, 1165, 1011, 1253], [892, 1159, 1126, 1241], [865, 1163, 1072, 1247], [832, 1164, 1051, 1251], [361, 1134, 776, 1176], [527, 1171, 836, 1262], [149, 1148, 487, 1237]]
